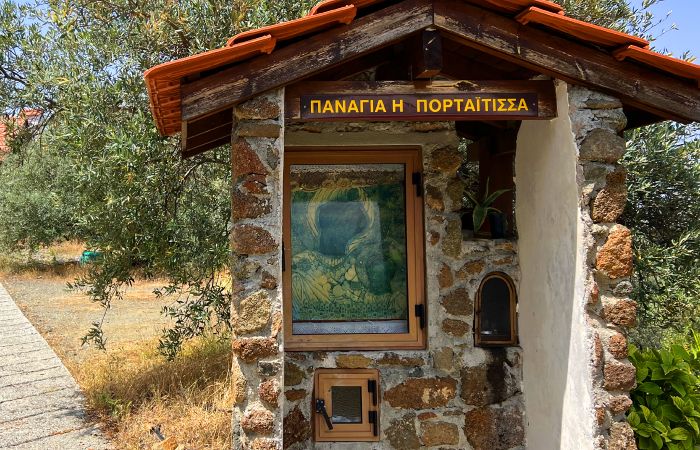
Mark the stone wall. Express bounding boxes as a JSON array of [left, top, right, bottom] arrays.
[[230, 89, 286, 450], [283, 121, 525, 450], [569, 86, 637, 449]]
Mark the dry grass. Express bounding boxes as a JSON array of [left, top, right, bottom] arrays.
[[0, 240, 86, 279], [73, 335, 233, 450]]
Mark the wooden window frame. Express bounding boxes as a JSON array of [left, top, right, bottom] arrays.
[[283, 146, 426, 351], [314, 369, 380, 442], [474, 271, 518, 347]]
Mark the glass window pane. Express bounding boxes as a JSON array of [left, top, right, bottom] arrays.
[[290, 163, 409, 335], [480, 277, 511, 340], [331, 386, 363, 424]]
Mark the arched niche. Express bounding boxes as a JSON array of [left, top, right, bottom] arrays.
[[475, 272, 518, 346]]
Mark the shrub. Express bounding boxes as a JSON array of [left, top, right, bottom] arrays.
[[628, 333, 700, 450]]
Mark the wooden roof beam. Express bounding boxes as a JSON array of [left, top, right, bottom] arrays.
[[434, 0, 700, 123]]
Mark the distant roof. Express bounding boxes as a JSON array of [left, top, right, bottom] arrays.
[[145, 0, 700, 136], [0, 109, 41, 157]]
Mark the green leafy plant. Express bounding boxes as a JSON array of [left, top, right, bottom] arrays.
[[464, 178, 510, 233], [628, 333, 700, 450]]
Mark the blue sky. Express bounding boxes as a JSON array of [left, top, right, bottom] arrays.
[[629, 0, 700, 59]]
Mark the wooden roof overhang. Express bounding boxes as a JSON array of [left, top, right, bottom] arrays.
[[144, 0, 700, 157]]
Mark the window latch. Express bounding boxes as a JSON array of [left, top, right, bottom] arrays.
[[368, 410, 378, 437], [315, 399, 333, 430], [415, 304, 426, 329], [412, 172, 423, 197]]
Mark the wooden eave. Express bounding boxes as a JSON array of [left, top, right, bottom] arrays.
[[144, 0, 700, 156]]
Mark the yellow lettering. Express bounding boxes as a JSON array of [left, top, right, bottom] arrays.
[[375, 99, 386, 113], [417, 99, 428, 112], [518, 98, 529, 111], [322, 100, 334, 114], [335, 100, 346, 114], [443, 99, 454, 112], [310, 100, 321, 114], [465, 99, 475, 112], [454, 98, 464, 112], [360, 99, 369, 112], [508, 98, 517, 112], [348, 100, 359, 113], [482, 98, 491, 112], [497, 98, 507, 112], [429, 99, 441, 113], [392, 99, 404, 113]]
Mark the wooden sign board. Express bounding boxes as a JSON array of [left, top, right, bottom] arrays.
[[285, 80, 556, 122]]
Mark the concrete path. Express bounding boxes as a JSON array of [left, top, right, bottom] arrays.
[[0, 282, 111, 449]]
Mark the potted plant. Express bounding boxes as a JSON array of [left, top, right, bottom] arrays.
[[464, 178, 510, 238]]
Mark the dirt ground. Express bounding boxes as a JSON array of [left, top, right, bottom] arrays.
[[1, 273, 172, 365]]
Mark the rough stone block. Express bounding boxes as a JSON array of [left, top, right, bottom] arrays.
[[608, 395, 633, 415], [456, 260, 485, 279], [257, 361, 281, 376], [283, 407, 310, 449], [384, 377, 457, 409], [284, 362, 305, 386], [603, 298, 637, 328], [429, 146, 462, 174], [440, 288, 472, 316], [241, 408, 274, 435], [437, 263, 454, 289], [420, 421, 460, 446], [579, 129, 626, 163], [284, 389, 306, 401], [260, 271, 278, 290], [608, 421, 636, 450], [235, 291, 271, 335], [386, 414, 420, 449], [251, 438, 279, 450], [231, 337, 278, 363], [603, 361, 636, 391], [377, 353, 424, 367], [336, 354, 372, 368], [464, 404, 525, 450], [231, 224, 277, 255], [441, 217, 462, 258], [596, 225, 633, 279], [608, 333, 628, 359], [258, 379, 280, 408], [232, 138, 268, 178], [442, 318, 470, 337], [232, 190, 271, 220]]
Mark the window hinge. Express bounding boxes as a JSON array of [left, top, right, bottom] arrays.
[[368, 410, 378, 437], [415, 304, 426, 329], [368, 379, 377, 406], [412, 172, 423, 197]]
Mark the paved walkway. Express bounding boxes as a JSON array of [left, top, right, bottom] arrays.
[[0, 282, 111, 449]]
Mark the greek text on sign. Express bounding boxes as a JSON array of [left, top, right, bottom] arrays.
[[300, 93, 539, 120]]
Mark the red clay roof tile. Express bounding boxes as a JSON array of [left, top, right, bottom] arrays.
[[613, 45, 700, 87], [515, 7, 650, 48]]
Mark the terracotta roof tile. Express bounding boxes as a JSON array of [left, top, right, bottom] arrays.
[[144, 0, 700, 136], [613, 45, 700, 87], [515, 7, 649, 48]]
